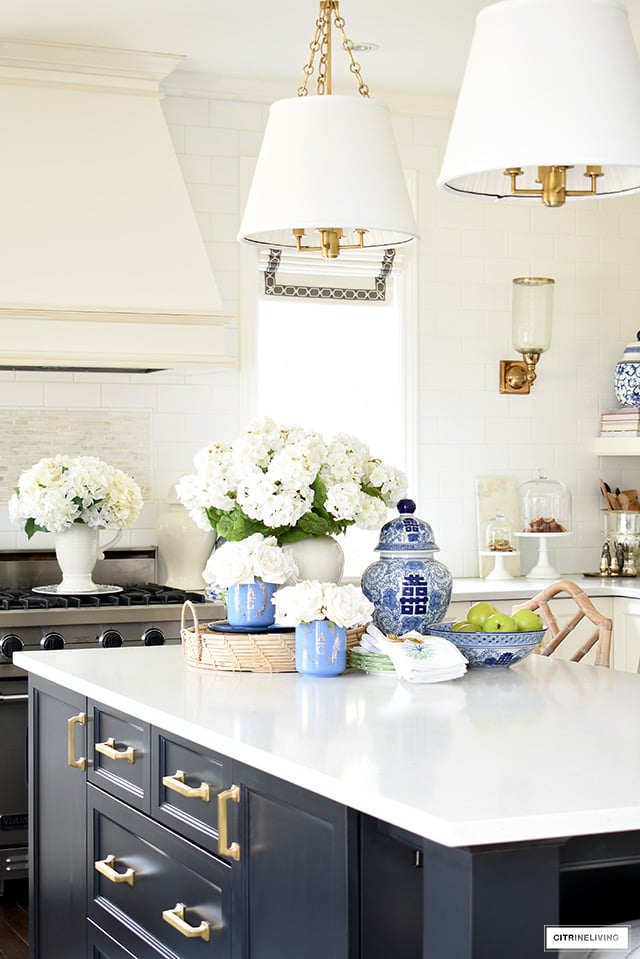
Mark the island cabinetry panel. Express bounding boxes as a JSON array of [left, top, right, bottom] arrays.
[[88, 784, 234, 959], [88, 702, 151, 814], [29, 676, 89, 959], [231, 759, 358, 959], [151, 726, 233, 853], [29, 678, 359, 959]]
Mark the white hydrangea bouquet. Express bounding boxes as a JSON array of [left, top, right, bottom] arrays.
[[9, 454, 143, 539], [203, 533, 297, 590], [273, 580, 374, 629], [176, 417, 407, 546]]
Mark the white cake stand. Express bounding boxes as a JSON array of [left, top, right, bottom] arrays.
[[514, 532, 572, 580], [479, 550, 520, 581]]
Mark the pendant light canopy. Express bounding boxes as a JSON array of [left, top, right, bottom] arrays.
[[438, 0, 640, 207], [238, 1, 418, 259]]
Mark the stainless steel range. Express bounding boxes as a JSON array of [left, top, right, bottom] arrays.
[[0, 547, 221, 894]]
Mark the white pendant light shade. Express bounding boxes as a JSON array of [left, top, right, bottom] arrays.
[[438, 0, 640, 202], [239, 95, 418, 251]]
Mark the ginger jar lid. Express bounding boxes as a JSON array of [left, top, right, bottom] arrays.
[[619, 332, 640, 363], [374, 499, 440, 553]]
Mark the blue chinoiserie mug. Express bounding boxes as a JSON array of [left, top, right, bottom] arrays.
[[227, 580, 277, 628], [361, 499, 453, 636], [295, 620, 347, 677]]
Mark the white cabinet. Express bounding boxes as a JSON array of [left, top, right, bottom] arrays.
[[610, 598, 640, 673]]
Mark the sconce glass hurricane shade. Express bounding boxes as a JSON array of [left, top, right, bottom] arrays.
[[437, 0, 640, 205], [512, 278, 553, 355]]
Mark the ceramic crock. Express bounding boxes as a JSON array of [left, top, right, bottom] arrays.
[[361, 499, 453, 636]]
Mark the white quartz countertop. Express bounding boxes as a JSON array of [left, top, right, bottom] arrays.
[[15, 640, 640, 849], [449, 573, 640, 602]]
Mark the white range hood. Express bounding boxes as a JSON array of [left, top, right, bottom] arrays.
[[0, 39, 233, 372]]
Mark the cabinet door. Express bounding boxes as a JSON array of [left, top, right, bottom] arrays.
[[233, 762, 357, 959], [611, 597, 640, 672], [29, 676, 88, 959]]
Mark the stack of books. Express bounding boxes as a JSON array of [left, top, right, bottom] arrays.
[[600, 408, 640, 435]]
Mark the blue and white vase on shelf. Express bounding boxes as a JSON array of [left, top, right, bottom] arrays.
[[615, 331, 640, 407], [361, 499, 453, 636], [227, 580, 277, 629]]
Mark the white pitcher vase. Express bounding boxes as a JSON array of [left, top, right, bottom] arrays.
[[54, 524, 121, 592]]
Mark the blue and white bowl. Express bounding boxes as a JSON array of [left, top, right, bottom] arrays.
[[426, 622, 547, 668]]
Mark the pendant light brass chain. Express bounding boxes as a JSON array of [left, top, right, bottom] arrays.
[[297, 1, 370, 98]]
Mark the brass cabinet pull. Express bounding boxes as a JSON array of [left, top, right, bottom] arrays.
[[162, 902, 211, 941], [67, 713, 86, 770], [95, 736, 136, 764], [162, 769, 210, 803], [94, 854, 135, 887], [217, 784, 241, 861]]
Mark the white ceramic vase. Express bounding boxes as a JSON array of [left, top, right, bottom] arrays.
[[156, 503, 216, 590], [283, 535, 345, 584], [54, 524, 121, 592]]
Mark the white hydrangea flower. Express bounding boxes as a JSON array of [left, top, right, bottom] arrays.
[[10, 455, 143, 537]]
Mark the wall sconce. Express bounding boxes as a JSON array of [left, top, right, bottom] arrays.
[[499, 278, 554, 395], [438, 0, 640, 207]]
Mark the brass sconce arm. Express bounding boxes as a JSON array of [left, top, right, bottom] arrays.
[[499, 351, 541, 394]]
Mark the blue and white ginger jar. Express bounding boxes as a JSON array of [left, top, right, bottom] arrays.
[[615, 331, 640, 408], [361, 499, 453, 636]]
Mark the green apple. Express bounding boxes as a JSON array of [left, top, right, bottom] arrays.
[[511, 608, 544, 632], [451, 621, 476, 632], [482, 612, 517, 632], [466, 602, 499, 628]]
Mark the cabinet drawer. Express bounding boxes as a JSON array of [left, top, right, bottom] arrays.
[[88, 702, 151, 813], [152, 728, 234, 854], [88, 785, 233, 959]]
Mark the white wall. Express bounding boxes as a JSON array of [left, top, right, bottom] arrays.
[[0, 80, 637, 579]]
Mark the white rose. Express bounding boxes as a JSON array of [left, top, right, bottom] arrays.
[[273, 581, 326, 625], [203, 541, 255, 588], [323, 584, 374, 628], [252, 540, 298, 584]]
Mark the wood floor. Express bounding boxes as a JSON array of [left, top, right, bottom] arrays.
[[0, 880, 28, 959]]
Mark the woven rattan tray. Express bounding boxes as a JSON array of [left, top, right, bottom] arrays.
[[181, 600, 363, 673]]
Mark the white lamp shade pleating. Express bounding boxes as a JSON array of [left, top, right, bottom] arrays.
[[238, 95, 418, 249], [438, 0, 640, 200]]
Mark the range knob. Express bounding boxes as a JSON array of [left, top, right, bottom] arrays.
[[1, 634, 24, 659], [99, 629, 123, 649], [41, 632, 65, 651], [141, 627, 165, 647]]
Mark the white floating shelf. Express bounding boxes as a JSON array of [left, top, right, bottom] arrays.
[[594, 437, 640, 456]]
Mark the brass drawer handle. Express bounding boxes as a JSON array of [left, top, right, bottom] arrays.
[[162, 902, 211, 941], [162, 769, 210, 803], [67, 713, 86, 770], [217, 784, 241, 861], [95, 737, 136, 764], [94, 854, 135, 887]]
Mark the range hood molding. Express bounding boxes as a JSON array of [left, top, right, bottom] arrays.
[[0, 39, 234, 372]]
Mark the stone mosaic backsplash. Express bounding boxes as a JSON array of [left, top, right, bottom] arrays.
[[0, 408, 152, 499]]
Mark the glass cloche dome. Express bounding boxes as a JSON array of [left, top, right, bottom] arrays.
[[518, 471, 572, 534]]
